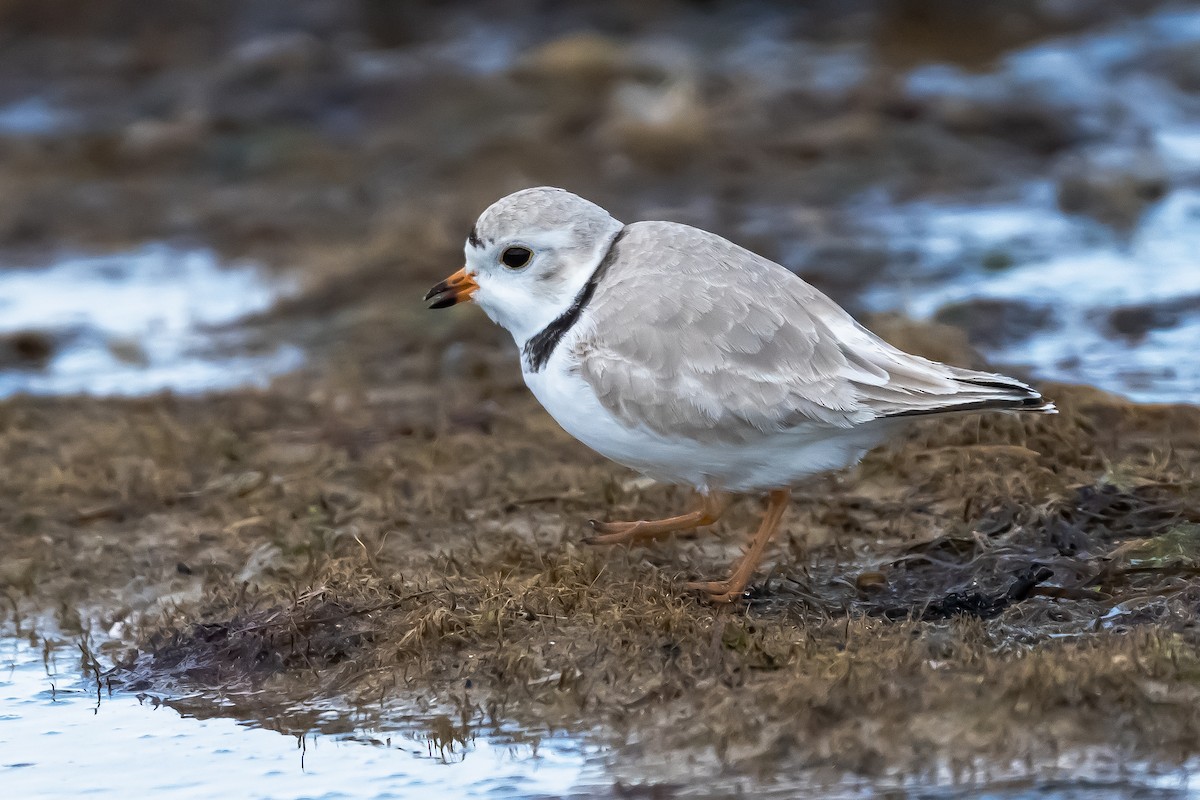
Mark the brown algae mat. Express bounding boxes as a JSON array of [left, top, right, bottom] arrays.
[[2, 321, 1199, 786]]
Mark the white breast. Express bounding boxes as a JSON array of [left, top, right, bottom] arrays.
[[521, 343, 888, 493]]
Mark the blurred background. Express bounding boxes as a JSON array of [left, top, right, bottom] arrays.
[[2, 4, 1200, 797], [0, 0, 1196, 400]]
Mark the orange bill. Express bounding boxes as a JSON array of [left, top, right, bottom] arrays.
[[424, 267, 478, 309]]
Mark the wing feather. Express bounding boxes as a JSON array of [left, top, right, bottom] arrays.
[[571, 221, 1052, 443]]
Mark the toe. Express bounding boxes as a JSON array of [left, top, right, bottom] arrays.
[[585, 523, 645, 546], [686, 580, 749, 603]]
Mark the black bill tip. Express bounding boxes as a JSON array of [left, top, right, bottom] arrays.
[[427, 293, 458, 310], [425, 279, 460, 309], [423, 280, 450, 302], [424, 269, 476, 309]]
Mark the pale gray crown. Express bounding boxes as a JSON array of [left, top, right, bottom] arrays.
[[469, 187, 622, 253]]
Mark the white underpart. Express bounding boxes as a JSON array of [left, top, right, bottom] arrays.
[[522, 330, 889, 493]]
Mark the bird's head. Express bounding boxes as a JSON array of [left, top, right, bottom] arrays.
[[425, 187, 623, 345]]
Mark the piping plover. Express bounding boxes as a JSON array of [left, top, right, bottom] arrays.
[[426, 187, 1055, 602]]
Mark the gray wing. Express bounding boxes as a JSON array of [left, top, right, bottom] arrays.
[[571, 221, 1050, 443]]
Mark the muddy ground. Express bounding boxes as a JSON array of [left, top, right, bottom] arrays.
[[7, 361, 1200, 790], [1, 0, 1199, 793]]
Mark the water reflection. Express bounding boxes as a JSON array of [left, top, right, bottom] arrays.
[[0, 635, 590, 800]]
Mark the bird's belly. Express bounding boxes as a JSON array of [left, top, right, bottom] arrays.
[[522, 363, 886, 493]]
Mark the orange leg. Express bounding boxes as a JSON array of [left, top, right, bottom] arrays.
[[687, 489, 791, 603], [585, 492, 731, 546]]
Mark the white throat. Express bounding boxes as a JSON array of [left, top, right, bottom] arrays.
[[474, 232, 619, 351]]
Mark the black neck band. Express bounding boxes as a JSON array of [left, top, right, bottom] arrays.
[[523, 228, 626, 373]]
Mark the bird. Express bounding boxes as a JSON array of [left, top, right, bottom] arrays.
[[425, 187, 1055, 602]]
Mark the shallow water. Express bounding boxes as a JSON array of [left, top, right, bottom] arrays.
[[0, 636, 592, 800], [0, 245, 302, 397], [862, 184, 1200, 403], [0, 96, 77, 136], [853, 7, 1200, 404], [5, 635, 1200, 800]]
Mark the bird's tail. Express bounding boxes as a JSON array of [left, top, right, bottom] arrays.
[[880, 365, 1056, 420]]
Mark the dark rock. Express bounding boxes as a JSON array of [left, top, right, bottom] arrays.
[[1156, 40, 1200, 93], [795, 240, 890, 309], [1056, 147, 1169, 229], [0, 329, 56, 368], [1104, 296, 1200, 341], [933, 298, 1055, 349], [935, 97, 1088, 155], [980, 249, 1016, 272]]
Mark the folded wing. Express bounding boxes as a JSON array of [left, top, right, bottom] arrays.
[[572, 221, 1053, 443]]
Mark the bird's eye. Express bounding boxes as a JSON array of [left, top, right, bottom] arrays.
[[500, 246, 532, 269]]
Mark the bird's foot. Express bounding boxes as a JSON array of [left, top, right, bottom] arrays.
[[583, 492, 732, 546], [686, 489, 791, 603], [685, 578, 750, 604], [584, 519, 650, 545]]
